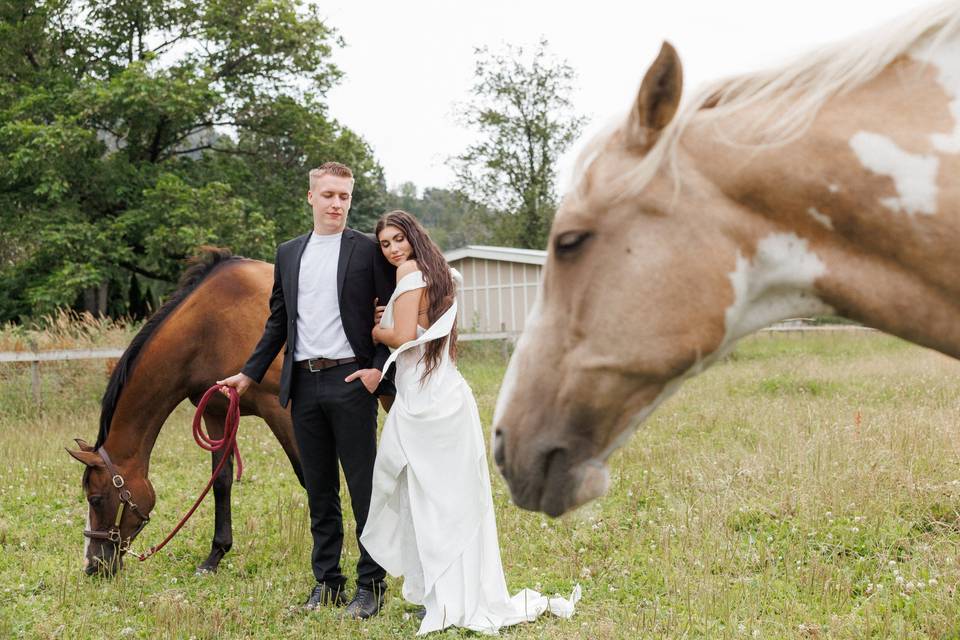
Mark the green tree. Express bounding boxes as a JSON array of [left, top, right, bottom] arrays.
[[450, 39, 585, 249], [0, 0, 386, 321]]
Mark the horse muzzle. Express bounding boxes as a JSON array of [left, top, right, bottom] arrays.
[[494, 429, 611, 517]]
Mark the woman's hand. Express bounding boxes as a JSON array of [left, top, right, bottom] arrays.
[[372, 325, 382, 345]]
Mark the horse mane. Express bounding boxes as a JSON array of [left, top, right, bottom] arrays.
[[577, 1, 960, 201], [95, 247, 243, 448]]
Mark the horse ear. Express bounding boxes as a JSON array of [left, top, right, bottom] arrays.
[[66, 448, 102, 467], [626, 41, 683, 152], [74, 438, 94, 452]]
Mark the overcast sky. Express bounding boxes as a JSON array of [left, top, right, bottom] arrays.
[[319, 0, 930, 193]]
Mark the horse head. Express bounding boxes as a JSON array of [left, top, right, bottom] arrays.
[[67, 439, 156, 576], [492, 41, 841, 516]]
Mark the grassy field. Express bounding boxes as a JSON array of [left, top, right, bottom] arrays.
[[2, 322, 960, 638]]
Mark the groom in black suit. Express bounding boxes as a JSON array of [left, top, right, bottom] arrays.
[[218, 161, 394, 619]]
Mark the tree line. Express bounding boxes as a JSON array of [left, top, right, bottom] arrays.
[[1, 1, 583, 323]]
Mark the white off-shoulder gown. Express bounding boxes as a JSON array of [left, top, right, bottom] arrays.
[[360, 269, 579, 635]]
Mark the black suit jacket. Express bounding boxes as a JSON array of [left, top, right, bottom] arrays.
[[242, 228, 396, 408]]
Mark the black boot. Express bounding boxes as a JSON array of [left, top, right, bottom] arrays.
[[344, 582, 386, 619], [303, 582, 347, 610]]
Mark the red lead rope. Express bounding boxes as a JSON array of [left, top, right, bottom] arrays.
[[136, 384, 243, 561]]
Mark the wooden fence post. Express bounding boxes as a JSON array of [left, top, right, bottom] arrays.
[[29, 340, 41, 407]]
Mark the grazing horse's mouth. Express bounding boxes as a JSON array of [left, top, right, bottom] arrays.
[[84, 557, 122, 577], [83, 546, 123, 577]]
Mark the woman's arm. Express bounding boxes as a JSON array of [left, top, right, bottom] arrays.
[[372, 261, 423, 349]]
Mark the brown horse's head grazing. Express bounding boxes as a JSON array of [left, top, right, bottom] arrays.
[[494, 4, 960, 516], [68, 440, 156, 575]]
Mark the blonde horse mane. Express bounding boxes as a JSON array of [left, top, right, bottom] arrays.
[[578, 1, 960, 202]]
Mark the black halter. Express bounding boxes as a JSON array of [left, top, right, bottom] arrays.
[[83, 447, 151, 552]]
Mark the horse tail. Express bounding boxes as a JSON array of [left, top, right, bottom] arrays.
[[96, 247, 244, 448]]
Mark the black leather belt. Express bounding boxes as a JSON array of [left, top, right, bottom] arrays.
[[296, 357, 357, 372]]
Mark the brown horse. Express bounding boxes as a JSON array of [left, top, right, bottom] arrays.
[[66, 248, 302, 575], [493, 4, 960, 517]]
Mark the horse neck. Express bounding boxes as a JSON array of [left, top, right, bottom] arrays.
[[101, 352, 188, 475]]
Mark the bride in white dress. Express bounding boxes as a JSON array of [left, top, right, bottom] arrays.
[[360, 210, 579, 635]]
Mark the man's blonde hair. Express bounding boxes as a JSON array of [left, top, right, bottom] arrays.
[[309, 162, 354, 188]]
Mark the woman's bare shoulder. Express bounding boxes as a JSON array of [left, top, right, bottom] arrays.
[[396, 259, 420, 281]]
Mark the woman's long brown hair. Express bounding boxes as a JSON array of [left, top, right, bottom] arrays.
[[375, 210, 457, 382]]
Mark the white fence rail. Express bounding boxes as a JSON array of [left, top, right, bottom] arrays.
[[0, 348, 125, 363], [0, 325, 877, 405]]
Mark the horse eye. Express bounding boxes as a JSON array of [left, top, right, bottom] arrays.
[[88, 495, 104, 507], [554, 231, 593, 257]]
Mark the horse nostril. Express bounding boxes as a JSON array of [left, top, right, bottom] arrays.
[[493, 428, 506, 469]]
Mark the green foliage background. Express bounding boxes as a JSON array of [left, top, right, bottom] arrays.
[[1, 3, 584, 323], [0, 0, 387, 321]]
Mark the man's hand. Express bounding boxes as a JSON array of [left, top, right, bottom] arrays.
[[373, 298, 386, 325], [345, 368, 381, 394], [217, 372, 253, 398]]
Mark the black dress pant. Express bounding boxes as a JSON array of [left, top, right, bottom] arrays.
[[290, 362, 386, 589]]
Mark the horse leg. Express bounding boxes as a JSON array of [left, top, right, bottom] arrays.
[[196, 411, 234, 575], [253, 397, 304, 487]]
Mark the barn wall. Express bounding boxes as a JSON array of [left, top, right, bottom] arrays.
[[449, 257, 543, 333]]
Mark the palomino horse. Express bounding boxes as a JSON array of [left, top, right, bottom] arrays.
[[493, 3, 960, 517], [66, 249, 303, 574]]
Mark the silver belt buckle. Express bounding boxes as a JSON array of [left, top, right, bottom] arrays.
[[308, 358, 324, 372]]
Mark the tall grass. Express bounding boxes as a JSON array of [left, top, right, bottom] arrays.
[[2, 329, 959, 638]]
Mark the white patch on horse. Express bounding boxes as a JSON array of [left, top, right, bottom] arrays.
[[913, 40, 960, 153], [599, 234, 833, 467], [723, 233, 833, 346], [807, 207, 834, 230], [83, 511, 91, 569], [828, 184, 841, 193], [849, 131, 939, 215]]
